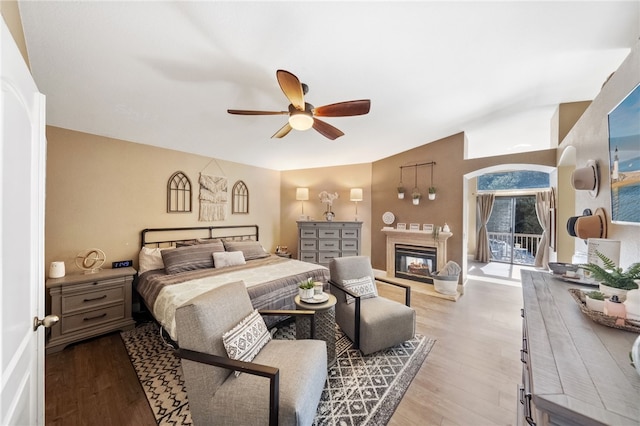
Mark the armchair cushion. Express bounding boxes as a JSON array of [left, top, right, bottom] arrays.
[[341, 276, 378, 304], [222, 309, 271, 376]]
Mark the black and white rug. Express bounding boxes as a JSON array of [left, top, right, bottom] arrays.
[[121, 322, 435, 425]]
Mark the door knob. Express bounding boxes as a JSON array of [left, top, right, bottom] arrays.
[[33, 315, 59, 331]]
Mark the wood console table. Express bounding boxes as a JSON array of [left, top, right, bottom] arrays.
[[519, 270, 639, 425]]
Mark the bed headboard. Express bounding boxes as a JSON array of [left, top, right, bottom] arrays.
[[141, 225, 259, 248]]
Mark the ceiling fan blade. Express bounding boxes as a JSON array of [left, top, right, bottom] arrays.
[[312, 118, 344, 140], [314, 99, 371, 117], [276, 70, 305, 111], [227, 109, 288, 115], [271, 122, 293, 139]]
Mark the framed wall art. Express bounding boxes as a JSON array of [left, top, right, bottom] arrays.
[[396, 223, 406, 230], [608, 83, 640, 225]]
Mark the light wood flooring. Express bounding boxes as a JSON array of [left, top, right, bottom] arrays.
[[45, 273, 524, 426]]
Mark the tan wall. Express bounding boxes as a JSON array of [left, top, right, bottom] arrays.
[[280, 164, 373, 259], [559, 41, 640, 268], [371, 133, 557, 276], [45, 127, 281, 275]]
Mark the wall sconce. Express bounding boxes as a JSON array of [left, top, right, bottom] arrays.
[[296, 187, 309, 220], [350, 188, 363, 221]]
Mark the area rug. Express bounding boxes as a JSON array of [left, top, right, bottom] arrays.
[[121, 322, 435, 425]]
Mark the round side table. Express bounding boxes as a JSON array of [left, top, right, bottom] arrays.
[[294, 293, 337, 366]]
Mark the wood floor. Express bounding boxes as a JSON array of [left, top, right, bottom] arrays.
[[45, 275, 524, 426]]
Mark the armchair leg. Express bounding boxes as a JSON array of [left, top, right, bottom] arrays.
[[269, 371, 279, 426]]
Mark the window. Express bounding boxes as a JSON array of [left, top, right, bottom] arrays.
[[478, 171, 549, 191], [232, 180, 249, 214]]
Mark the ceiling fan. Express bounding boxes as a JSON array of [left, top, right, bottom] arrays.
[[227, 69, 371, 140]]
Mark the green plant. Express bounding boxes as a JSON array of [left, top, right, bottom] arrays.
[[580, 251, 640, 290], [428, 186, 436, 194], [397, 186, 405, 193], [585, 290, 605, 301], [412, 191, 421, 199], [298, 278, 315, 290]]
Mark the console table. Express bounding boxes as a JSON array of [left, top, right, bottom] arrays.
[[519, 270, 639, 425]]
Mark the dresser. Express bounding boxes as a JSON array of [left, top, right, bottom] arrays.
[[45, 267, 136, 353], [297, 221, 362, 267], [519, 270, 639, 426]]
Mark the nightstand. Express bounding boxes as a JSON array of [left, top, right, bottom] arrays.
[[45, 267, 136, 353]]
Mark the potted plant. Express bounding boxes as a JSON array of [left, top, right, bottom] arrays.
[[318, 191, 339, 221], [428, 186, 436, 200], [397, 186, 405, 199], [584, 290, 605, 312], [298, 278, 315, 300], [411, 190, 421, 205], [580, 251, 640, 301]]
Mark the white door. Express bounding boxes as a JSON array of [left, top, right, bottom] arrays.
[[1, 20, 48, 425]]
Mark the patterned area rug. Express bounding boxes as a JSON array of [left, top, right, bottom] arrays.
[[121, 321, 435, 425]]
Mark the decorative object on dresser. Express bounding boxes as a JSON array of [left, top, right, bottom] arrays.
[[579, 250, 640, 300], [49, 261, 66, 278], [74, 248, 106, 274], [349, 187, 363, 221], [520, 270, 640, 426], [295, 187, 309, 220], [46, 267, 136, 353], [297, 220, 361, 267], [318, 190, 339, 221]]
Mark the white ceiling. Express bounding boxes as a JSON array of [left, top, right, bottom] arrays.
[[18, 1, 639, 171]]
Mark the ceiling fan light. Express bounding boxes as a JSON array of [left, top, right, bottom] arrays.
[[289, 112, 314, 131]]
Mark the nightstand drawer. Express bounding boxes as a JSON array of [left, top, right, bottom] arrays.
[[61, 304, 125, 334], [61, 276, 125, 294], [62, 286, 124, 314], [319, 240, 340, 250]]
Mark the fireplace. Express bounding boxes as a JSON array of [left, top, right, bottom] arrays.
[[395, 244, 437, 283]]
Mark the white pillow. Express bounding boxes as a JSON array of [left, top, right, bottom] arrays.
[[138, 247, 173, 274], [341, 276, 378, 304], [222, 309, 271, 376], [213, 251, 246, 268]]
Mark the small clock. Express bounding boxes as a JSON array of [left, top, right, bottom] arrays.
[[112, 260, 133, 268]]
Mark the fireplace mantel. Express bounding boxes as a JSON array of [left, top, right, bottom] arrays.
[[381, 228, 452, 277]]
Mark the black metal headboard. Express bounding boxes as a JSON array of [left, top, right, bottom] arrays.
[[141, 225, 259, 248]]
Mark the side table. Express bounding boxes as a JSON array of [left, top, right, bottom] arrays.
[[294, 293, 337, 366]]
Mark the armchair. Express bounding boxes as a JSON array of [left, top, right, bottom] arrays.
[[175, 281, 327, 426], [329, 256, 415, 355]]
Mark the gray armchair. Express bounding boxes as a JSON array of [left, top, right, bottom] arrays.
[[175, 281, 327, 426], [329, 256, 415, 355]]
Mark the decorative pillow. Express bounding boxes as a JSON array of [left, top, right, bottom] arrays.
[[161, 241, 225, 274], [138, 247, 173, 274], [213, 251, 246, 268], [341, 276, 378, 304], [222, 309, 271, 376], [222, 240, 270, 260]]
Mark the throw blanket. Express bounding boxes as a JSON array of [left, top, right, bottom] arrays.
[[137, 256, 329, 341]]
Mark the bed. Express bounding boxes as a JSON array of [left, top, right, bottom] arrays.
[[135, 225, 329, 342]]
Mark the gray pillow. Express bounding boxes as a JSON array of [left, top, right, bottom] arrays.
[[161, 241, 225, 274], [222, 240, 269, 260]]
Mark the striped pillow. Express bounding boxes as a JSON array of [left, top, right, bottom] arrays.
[[223, 240, 269, 260], [161, 241, 225, 274], [222, 309, 271, 376]]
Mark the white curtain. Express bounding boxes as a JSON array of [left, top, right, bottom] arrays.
[[534, 190, 553, 268], [474, 193, 495, 263]]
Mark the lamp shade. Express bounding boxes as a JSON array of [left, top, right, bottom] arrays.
[[296, 187, 309, 201], [350, 188, 363, 202]]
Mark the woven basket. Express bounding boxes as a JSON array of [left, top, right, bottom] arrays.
[[569, 289, 640, 333]]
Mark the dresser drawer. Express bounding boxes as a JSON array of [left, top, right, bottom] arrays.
[[300, 253, 317, 263], [318, 252, 340, 263], [300, 229, 317, 238], [319, 229, 340, 238], [341, 240, 359, 251], [319, 240, 340, 251], [62, 286, 124, 314], [300, 240, 318, 250], [341, 229, 359, 239], [61, 304, 125, 334]]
